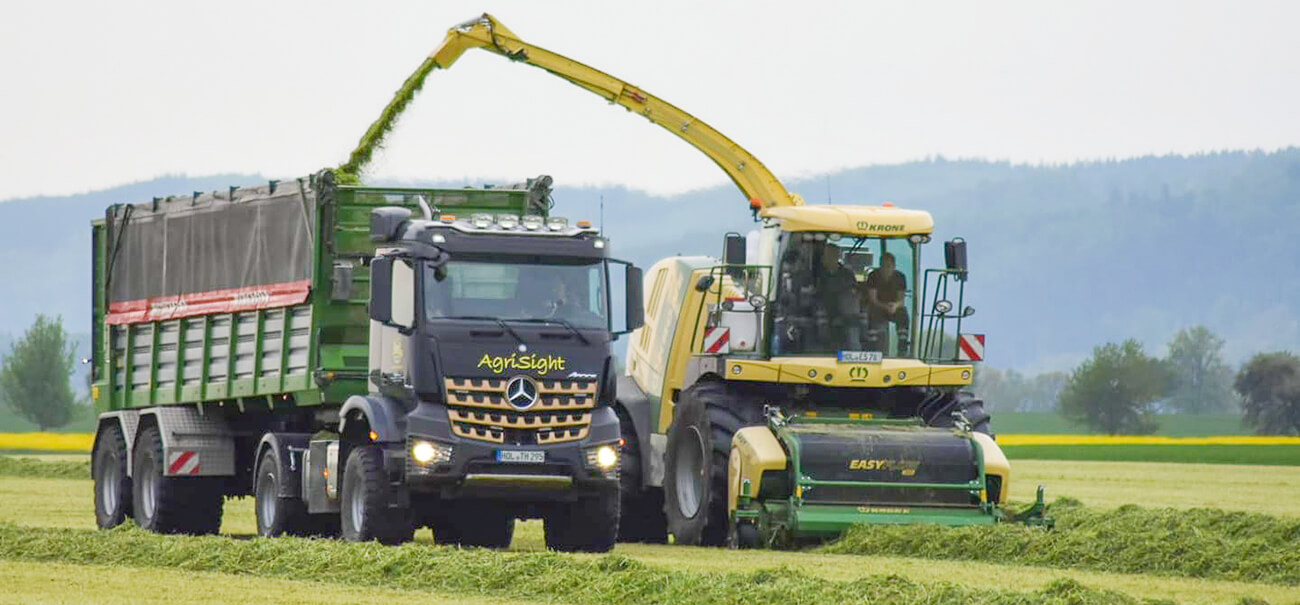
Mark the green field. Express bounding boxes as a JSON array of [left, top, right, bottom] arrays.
[[0, 405, 98, 433], [1001, 443, 1300, 465], [992, 412, 1252, 436], [3, 458, 1299, 604]]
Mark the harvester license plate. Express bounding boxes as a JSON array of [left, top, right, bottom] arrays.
[[838, 351, 883, 363], [497, 450, 545, 464]]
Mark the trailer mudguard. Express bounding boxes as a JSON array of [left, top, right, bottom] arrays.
[[339, 395, 406, 443], [138, 406, 236, 477], [615, 375, 660, 487], [253, 432, 312, 499], [94, 410, 142, 475]]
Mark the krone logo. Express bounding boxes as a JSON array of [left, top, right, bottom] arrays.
[[505, 376, 540, 410]]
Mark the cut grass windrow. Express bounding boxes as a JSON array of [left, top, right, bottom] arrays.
[[0, 455, 89, 480], [0, 523, 1174, 605], [824, 499, 1300, 586]]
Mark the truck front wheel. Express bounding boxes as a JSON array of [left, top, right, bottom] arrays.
[[544, 489, 619, 552], [340, 444, 413, 545], [93, 423, 132, 529], [131, 425, 224, 535]]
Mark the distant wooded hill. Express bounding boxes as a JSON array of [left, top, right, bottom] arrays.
[[2, 149, 1297, 373]]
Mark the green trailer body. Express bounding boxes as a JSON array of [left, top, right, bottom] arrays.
[[91, 171, 551, 414]]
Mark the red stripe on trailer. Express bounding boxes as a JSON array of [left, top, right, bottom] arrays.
[[958, 334, 985, 361], [167, 451, 198, 475], [106, 279, 312, 325], [704, 328, 730, 353]]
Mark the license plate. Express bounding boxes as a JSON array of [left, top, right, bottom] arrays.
[[838, 350, 883, 363], [496, 450, 545, 464]]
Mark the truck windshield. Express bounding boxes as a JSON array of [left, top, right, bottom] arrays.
[[771, 232, 917, 357], [424, 260, 608, 329]]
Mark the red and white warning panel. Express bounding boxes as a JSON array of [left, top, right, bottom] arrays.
[[703, 327, 731, 354], [957, 334, 985, 361], [167, 451, 201, 476]]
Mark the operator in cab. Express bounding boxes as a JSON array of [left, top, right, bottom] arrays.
[[816, 243, 862, 350], [863, 251, 909, 351]]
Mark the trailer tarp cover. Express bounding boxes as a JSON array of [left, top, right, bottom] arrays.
[[105, 180, 315, 324]]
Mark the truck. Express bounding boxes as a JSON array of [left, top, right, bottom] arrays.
[[90, 171, 643, 552], [392, 15, 1048, 547]]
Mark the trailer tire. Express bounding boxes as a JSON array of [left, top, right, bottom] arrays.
[[132, 425, 224, 535], [254, 448, 313, 537], [544, 489, 619, 553], [663, 381, 744, 546], [93, 423, 133, 529], [431, 503, 515, 549], [340, 444, 413, 545], [616, 410, 667, 543]]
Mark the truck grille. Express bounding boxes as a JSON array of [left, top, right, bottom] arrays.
[[443, 377, 596, 445]]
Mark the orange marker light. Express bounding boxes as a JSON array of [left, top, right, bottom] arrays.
[[882, 202, 895, 207], [368, 430, 379, 442], [749, 198, 763, 209], [439, 214, 456, 223], [577, 220, 592, 228]]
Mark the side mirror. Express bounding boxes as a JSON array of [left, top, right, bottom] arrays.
[[723, 232, 746, 265], [369, 257, 393, 324], [625, 265, 644, 332], [369, 256, 415, 329], [331, 261, 354, 302], [944, 237, 968, 281]]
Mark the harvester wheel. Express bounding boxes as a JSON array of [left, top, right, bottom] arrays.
[[93, 423, 133, 529], [340, 444, 413, 545], [616, 409, 667, 543], [254, 448, 312, 537], [131, 425, 224, 535], [544, 489, 620, 552], [663, 381, 746, 546], [432, 502, 515, 548], [922, 391, 992, 434]]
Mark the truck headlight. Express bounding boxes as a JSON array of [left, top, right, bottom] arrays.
[[584, 444, 619, 471], [410, 439, 453, 465]]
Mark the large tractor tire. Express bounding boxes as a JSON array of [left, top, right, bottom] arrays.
[[544, 489, 619, 552], [921, 390, 991, 435], [93, 423, 133, 529], [340, 444, 413, 545], [131, 425, 224, 535], [662, 381, 750, 546], [615, 410, 667, 543], [431, 502, 515, 549], [255, 448, 321, 537]]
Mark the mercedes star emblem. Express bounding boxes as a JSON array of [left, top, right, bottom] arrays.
[[505, 376, 539, 410]]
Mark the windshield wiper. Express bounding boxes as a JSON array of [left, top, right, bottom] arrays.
[[510, 317, 591, 345], [448, 316, 526, 347]]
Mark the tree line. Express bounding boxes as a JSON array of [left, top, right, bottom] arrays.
[[978, 325, 1300, 436]]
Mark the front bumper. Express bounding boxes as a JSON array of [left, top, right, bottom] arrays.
[[401, 401, 620, 502]]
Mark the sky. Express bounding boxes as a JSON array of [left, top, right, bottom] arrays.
[[1, 0, 1298, 202]]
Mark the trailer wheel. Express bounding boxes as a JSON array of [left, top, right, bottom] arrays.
[[431, 502, 515, 548], [93, 423, 133, 529], [663, 381, 745, 546], [544, 489, 619, 552], [340, 444, 413, 545], [615, 410, 667, 543], [131, 425, 224, 535], [254, 448, 314, 537]]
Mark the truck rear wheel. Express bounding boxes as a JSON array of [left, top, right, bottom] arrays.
[[431, 502, 515, 548], [663, 381, 744, 546], [254, 448, 313, 537], [93, 423, 132, 529], [340, 444, 413, 545], [544, 489, 619, 552], [616, 410, 667, 543], [131, 425, 224, 535]]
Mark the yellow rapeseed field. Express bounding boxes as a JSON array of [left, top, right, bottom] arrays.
[[0, 433, 95, 452]]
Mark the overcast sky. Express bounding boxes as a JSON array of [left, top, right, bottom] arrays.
[[1, 0, 1297, 202]]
